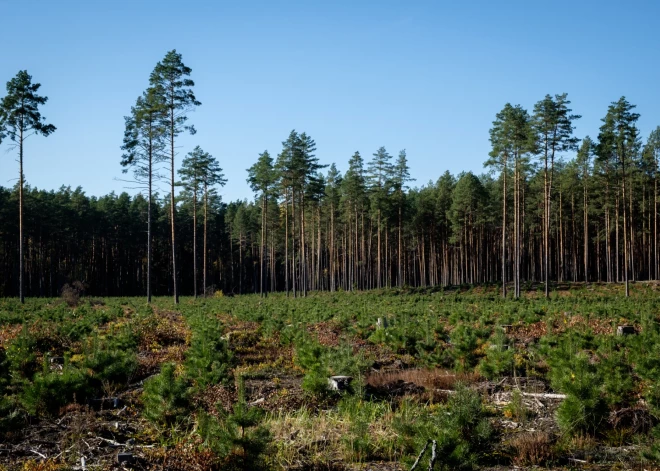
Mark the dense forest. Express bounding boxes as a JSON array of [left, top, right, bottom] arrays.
[[1, 51, 659, 300]]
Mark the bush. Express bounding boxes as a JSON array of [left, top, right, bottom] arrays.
[[0, 396, 23, 437], [5, 326, 39, 380], [450, 324, 481, 372], [61, 281, 86, 307], [296, 337, 331, 398], [21, 364, 92, 416], [83, 347, 137, 386], [0, 347, 9, 393], [393, 385, 493, 470], [185, 314, 232, 389], [81, 331, 138, 386], [631, 332, 660, 414], [550, 353, 607, 436], [142, 363, 190, 427], [478, 328, 514, 379], [197, 379, 270, 470], [598, 348, 634, 407]]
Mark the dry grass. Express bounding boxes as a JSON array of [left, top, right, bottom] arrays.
[[366, 368, 480, 391], [509, 431, 553, 466], [266, 404, 399, 467]]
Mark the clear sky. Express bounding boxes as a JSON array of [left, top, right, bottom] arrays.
[[1, 0, 659, 202]]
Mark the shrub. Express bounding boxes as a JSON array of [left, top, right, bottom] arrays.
[[450, 324, 481, 372], [81, 330, 138, 387], [185, 314, 232, 389], [503, 389, 529, 423], [598, 348, 634, 407], [0, 396, 23, 437], [0, 348, 9, 393], [550, 353, 607, 436], [142, 363, 190, 427], [393, 385, 493, 470], [5, 326, 39, 380], [197, 379, 270, 470], [61, 281, 86, 307], [296, 337, 331, 398], [434, 385, 493, 469], [21, 364, 91, 416], [83, 347, 137, 386], [478, 328, 514, 379], [631, 332, 660, 414]]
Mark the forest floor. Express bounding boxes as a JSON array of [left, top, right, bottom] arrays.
[[1, 282, 660, 470]]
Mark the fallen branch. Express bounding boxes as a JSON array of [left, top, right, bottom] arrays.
[[97, 437, 123, 447], [31, 449, 47, 459], [520, 392, 566, 399], [410, 439, 439, 471], [441, 388, 566, 400], [410, 440, 430, 471], [428, 440, 438, 471]]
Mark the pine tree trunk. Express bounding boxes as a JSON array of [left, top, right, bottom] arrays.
[[544, 153, 549, 297], [147, 138, 153, 303], [260, 193, 265, 297], [377, 209, 381, 289], [285, 190, 289, 296], [502, 165, 507, 298], [19, 125, 25, 304], [623, 164, 629, 297], [398, 201, 403, 287], [292, 188, 296, 297], [170, 104, 179, 304], [583, 177, 588, 284], [192, 189, 197, 298], [203, 184, 208, 297]]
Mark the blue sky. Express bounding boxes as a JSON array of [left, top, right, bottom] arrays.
[[1, 0, 659, 202]]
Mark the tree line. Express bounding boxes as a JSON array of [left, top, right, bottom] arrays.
[[1, 51, 659, 301]]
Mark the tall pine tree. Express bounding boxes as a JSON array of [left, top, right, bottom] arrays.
[[149, 50, 201, 303], [0, 71, 56, 303]]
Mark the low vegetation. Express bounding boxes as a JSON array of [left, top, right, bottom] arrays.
[[1, 283, 660, 469]]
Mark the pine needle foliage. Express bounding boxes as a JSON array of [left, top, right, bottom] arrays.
[[142, 362, 190, 427]]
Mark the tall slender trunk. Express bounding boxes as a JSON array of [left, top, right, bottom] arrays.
[[583, 176, 588, 284], [285, 190, 289, 296], [317, 205, 321, 290], [616, 195, 620, 283], [203, 183, 208, 296], [330, 203, 335, 291], [630, 183, 635, 281], [292, 188, 296, 297], [169, 101, 179, 303], [559, 189, 564, 282], [514, 158, 520, 298], [622, 162, 630, 297], [543, 146, 549, 297], [192, 188, 197, 298], [502, 165, 507, 298], [653, 162, 658, 280], [398, 199, 403, 287], [377, 209, 381, 289], [19, 124, 25, 304], [260, 193, 265, 297], [301, 191, 307, 297], [147, 133, 153, 303]]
